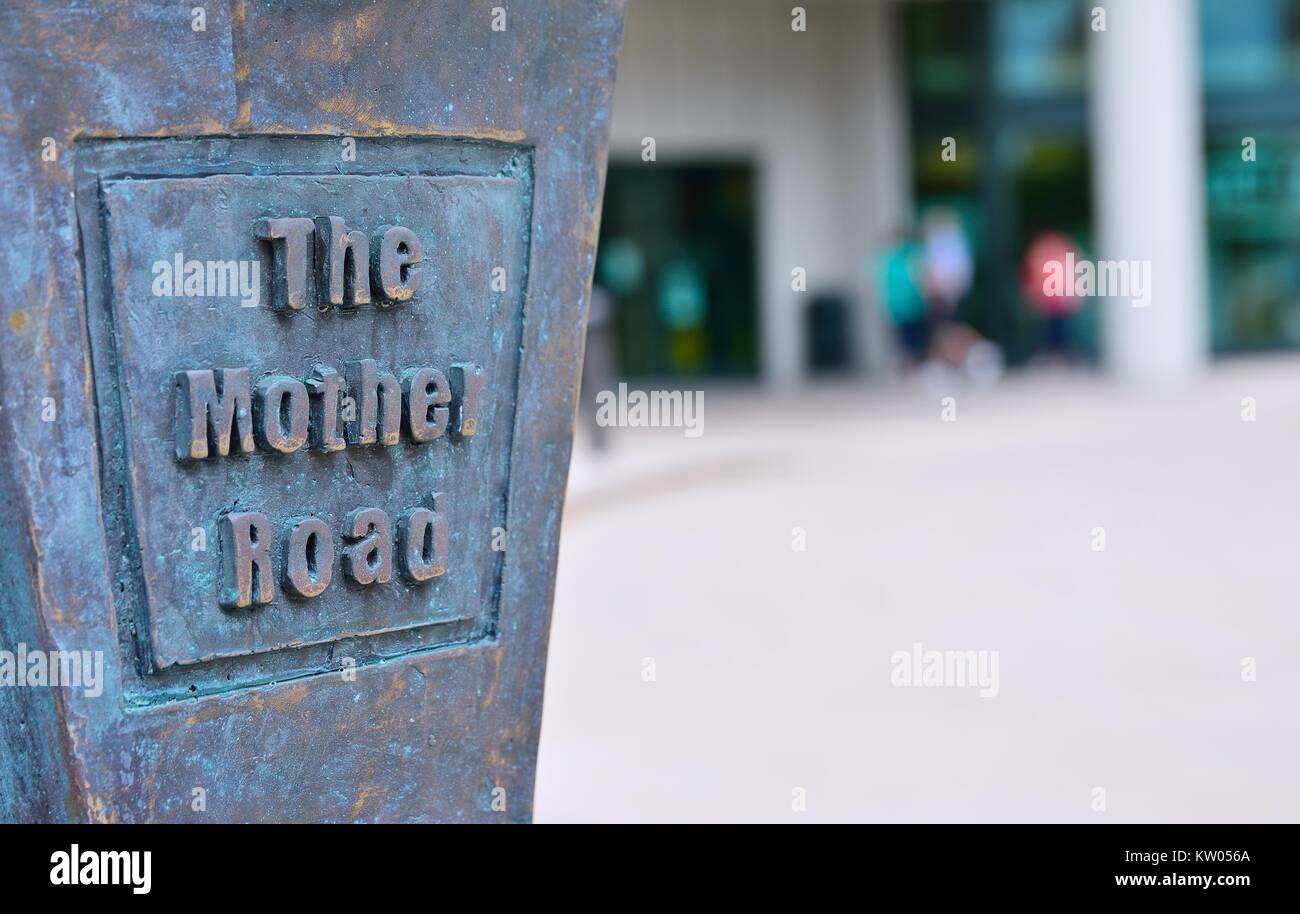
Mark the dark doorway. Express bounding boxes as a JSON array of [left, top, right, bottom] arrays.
[[595, 162, 759, 379]]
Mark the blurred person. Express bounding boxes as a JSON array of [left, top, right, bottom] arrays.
[[920, 208, 974, 323], [1021, 230, 1085, 363], [873, 228, 928, 367], [914, 209, 1002, 387]]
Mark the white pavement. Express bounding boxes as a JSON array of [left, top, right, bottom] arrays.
[[535, 359, 1300, 822]]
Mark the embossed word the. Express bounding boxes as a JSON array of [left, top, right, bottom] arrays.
[[255, 216, 423, 310]]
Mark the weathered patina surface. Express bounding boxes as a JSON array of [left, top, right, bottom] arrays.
[[0, 1, 624, 822]]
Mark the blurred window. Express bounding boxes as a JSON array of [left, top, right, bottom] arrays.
[[1205, 129, 1300, 351], [1201, 0, 1300, 351], [1202, 0, 1300, 91], [994, 0, 1088, 98], [905, 0, 981, 101]]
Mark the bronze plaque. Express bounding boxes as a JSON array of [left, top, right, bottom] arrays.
[[79, 138, 529, 693]]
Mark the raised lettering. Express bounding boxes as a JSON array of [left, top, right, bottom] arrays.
[[254, 375, 310, 454], [281, 516, 333, 599], [345, 359, 401, 447], [219, 511, 274, 608], [401, 367, 451, 443], [371, 225, 423, 302], [342, 507, 393, 586], [449, 363, 485, 439], [307, 365, 347, 452], [314, 216, 370, 309], [398, 494, 448, 582], [254, 216, 314, 311], [174, 368, 254, 460]]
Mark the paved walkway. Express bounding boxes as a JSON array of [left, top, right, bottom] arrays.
[[535, 359, 1300, 822]]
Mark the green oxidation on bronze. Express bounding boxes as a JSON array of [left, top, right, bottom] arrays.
[[0, 1, 625, 822]]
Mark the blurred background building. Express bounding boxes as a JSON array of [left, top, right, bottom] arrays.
[[538, 0, 1300, 823], [596, 0, 1300, 386]]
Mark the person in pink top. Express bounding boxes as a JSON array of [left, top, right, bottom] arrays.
[[1021, 231, 1084, 360]]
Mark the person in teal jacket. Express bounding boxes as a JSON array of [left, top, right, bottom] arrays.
[[875, 231, 928, 366]]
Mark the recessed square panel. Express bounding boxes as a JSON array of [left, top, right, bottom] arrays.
[[80, 138, 531, 686]]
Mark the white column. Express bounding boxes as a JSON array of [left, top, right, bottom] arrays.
[[835, 0, 913, 378], [1089, 0, 1209, 382]]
